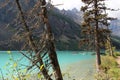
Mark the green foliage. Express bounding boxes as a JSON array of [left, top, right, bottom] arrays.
[[3, 51, 44, 80], [100, 56, 118, 69], [95, 68, 120, 80], [4, 52, 28, 80], [108, 68, 120, 79], [105, 42, 120, 57], [56, 40, 80, 50], [105, 40, 113, 55], [111, 36, 120, 49], [114, 51, 120, 56], [95, 55, 120, 80], [37, 73, 41, 79], [80, 0, 114, 52], [95, 71, 111, 80]]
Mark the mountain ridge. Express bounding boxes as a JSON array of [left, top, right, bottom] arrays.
[[0, 0, 120, 50], [0, 1, 82, 50]]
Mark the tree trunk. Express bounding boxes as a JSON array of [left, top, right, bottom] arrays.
[[107, 35, 114, 56], [49, 41, 63, 80], [40, 0, 63, 80], [94, 0, 101, 71], [15, 0, 52, 80]]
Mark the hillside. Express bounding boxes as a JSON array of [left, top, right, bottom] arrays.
[[0, 0, 120, 50], [0, 1, 81, 50], [48, 8, 82, 50], [111, 36, 120, 49], [110, 20, 120, 37]]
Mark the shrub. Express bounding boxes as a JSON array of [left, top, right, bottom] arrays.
[[114, 52, 120, 56], [95, 71, 111, 80], [108, 68, 120, 80], [3, 51, 44, 80], [100, 56, 118, 70], [95, 56, 120, 80]]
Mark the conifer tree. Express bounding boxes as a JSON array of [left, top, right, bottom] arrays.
[[81, 0, 116, 70]]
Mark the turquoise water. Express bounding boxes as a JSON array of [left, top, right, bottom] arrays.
[[0, 51, 95, 79], [57, 51, 95, 65]]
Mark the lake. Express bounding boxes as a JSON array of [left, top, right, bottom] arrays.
[[0, 51, 96, 80]]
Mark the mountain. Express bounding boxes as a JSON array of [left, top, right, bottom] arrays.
[[0, 1, 81, 50], [111, 36, 120, 49], [0, 0, 120, 50], [60, 8, 83, 25], [109, 20, 120, 49], [110, 20, 120, 37], [48, 8, 82, 50]]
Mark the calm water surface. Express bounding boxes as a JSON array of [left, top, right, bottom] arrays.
[[0, 51, 95, 79]]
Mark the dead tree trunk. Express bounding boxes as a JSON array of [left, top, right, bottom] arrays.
[[39, 0, 63, 80], [15, 0, 52, 80]]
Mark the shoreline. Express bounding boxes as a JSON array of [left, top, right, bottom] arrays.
[[60, 59, 96, 80], [0, 60, 96, 80]]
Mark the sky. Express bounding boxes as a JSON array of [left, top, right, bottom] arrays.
[[51, 0, 120, 19]]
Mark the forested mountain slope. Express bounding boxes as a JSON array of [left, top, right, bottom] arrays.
[[0, 0, 120, 50], [0, 1, 81, 50]]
